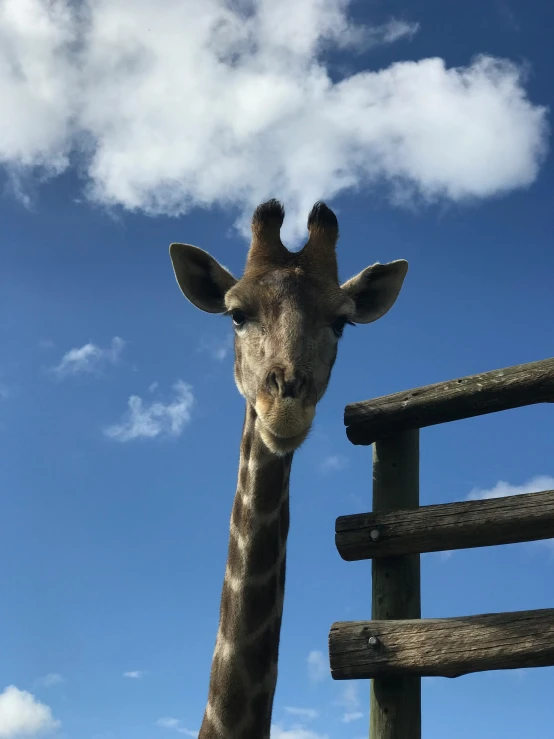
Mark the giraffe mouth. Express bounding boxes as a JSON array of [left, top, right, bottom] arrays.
[[255, 395, 316, 453]]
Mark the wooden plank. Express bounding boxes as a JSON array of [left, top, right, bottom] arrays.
[[329, 609, 554, 680], [344, 357, 554, 445], [370, 431, 421, 739], [336, 489, 554, 560]]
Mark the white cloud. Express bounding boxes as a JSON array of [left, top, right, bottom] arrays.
[[197, 334, 234, 362], [123, 671, 144, 679], [307, 650, 327, 683], [374, 19, 420, 44], [105, 381, 194, 442], [36, 674, 63, 688], [334, 682, 362, 722], [156, 718, 198, 737], [271, 727, 327, 739], [0, 0, 548, 244], [157, 719, 180, 729], [284, 708, 318, 720], [341, 682, 359, 708], [467, 475, 554, 500], [52, 337, 124, 377], [467, 475, 554, 553], [0, 685, 60, 738], [343, 711, 364, 723], [321, 454, 348, 472]]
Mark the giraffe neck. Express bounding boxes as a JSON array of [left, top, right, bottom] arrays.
[[199, 403, 292, 739]]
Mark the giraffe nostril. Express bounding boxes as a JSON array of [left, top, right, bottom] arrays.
[[267, 367, 284, 396], [296, 372, 308, 396], [266, 367, 310, 399]]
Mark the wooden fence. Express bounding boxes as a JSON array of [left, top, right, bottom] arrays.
[[328, 357, 554, 739]]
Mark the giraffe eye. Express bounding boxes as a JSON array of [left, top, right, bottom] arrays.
[[231, 310, 247, 328], [331, 317, 354, 338]]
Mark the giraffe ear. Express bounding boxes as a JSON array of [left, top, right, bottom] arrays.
[[341, 260, 408, 324], [170, 243, 237, 314]]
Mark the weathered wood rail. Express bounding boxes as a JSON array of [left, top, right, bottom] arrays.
[[329, 356, 554, 739], [336, 488, 554, 560], [345, 356, 554, 445], [330, 609, 554, 679]]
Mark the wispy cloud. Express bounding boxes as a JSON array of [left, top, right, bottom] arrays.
[[197, 334, 233, 362], [36, 673, 64, 688], [52, 337, 124, 377], [0, 0, 547, 244], [307, 650, 328, 683], [104, 381, 194, 442], [0, 685, 60, 737], [321, 455, 348, 472], [467, 475, 554, 553], [371, 18, 420, 44], [284, 707, 318, 720], [343, 711, 364, 723], [467, 475, 554, 500], [338, 682, 359, 710], [334, 682, 363, 723], [0, 382, 9, 401], [497, 1, 520, 31], [156, 718, 198, 736], [123, 670, 144, 679], [271, 726, 328, 739]]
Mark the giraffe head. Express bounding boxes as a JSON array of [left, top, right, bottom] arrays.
[[170, 200, 407, 454]]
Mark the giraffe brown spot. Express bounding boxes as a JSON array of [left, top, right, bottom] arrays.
[[227, 532, 242, 578], [239, 463, 248, 490], [219, 580, 237, 640], [279, 556, 286, 593], [240, 424, 251, 459], [282, 457, 292, 487], [209, 658, 247, 730], [279, 500, 290, 543], [243, 624, 280, 684], [209, 652, 223, 693], [248, 518, 280, 576], [242, 719, 266, 739], [250, 691, 272, 729], [251, 459, 288, 514], [244, 574, 277, 633], [231, 493, 244, 530]]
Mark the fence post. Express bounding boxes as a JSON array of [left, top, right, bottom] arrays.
[[370, 430, 421, 739]]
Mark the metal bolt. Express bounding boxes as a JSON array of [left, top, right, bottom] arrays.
[[370, 529, 380, 541], [368, 636, 380, 648]]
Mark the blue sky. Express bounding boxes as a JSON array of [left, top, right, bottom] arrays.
[[1, 0, 553, 738]]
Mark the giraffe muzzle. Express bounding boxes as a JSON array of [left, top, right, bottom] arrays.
[[257, 366, 317, 445], [266, 366, 310, 401]]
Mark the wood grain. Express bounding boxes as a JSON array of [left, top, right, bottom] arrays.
[[336, 489, 554, 560], [369, 432, 421, 739], [330, 609, 554, 679], [344, 357, 554, 445]]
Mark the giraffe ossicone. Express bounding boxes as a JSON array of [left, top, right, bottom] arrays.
[[170, 200, 408, 738]]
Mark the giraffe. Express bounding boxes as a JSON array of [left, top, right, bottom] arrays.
[[169, 199, 408, 739]]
